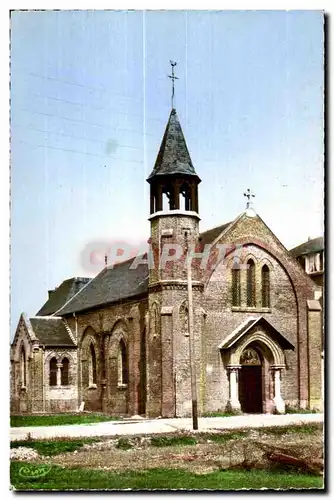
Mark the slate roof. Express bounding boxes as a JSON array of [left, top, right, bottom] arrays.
[[37, 277, 91, 316], [56, 257, 149, 316], [199, 222, 232, 247], [218, 317, 294, 351], [50, 221, 233, 316], [30, 317, 75, 346], [147, 109, 200, 181], [290, 237, 324, 258]]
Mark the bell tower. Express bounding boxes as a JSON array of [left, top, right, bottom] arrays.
[[147, 107, 202, 285], [145, 71, 203, 417], [147, 109, 200, 215]]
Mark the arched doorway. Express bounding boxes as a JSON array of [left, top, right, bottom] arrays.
[[238, 345, 263, 413], [221, 317, 293, 414]]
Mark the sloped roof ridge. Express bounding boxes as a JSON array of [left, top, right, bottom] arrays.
[[218, 317, 257, 349], [63, 319, 77, 346], [33, 315, 63, 319], [52, 270, 102, 316], [290, 236, 324, 257]]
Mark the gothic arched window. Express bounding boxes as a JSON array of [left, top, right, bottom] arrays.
[[20, 346, 27, 387], [232, 268, 241, 306], [261, 265, 270, 308], [90, 344, 97, 385], [49, 357, 57, 386], [118, 339, 128, 385], [61, 357, 69, 386], [246, 259, 256, 307]]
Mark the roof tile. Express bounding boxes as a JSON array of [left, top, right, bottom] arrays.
[[30, 317, 75, 346], [147, 109, 199, 180]]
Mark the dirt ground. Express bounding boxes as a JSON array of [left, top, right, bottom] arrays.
[[44, 429, 323, 475]]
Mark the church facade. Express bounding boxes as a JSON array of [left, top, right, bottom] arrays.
[[10, 107, 323, 417]]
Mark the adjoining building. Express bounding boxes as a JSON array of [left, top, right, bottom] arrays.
[[290, 237, 324, 289]]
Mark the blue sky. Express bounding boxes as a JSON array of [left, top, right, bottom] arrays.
[[10, 10, 324, 335]]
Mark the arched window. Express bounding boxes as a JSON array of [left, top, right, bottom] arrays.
[[61, 357, 69, 385], [180, 182, 191, 211], [261, 265, 270, 308], [118, 339, 128, 385], [162, 184, 173, 211], [49, 357, 57, 386], [90, 344, 97, 385], [246, 259, 256, 307], [232, 268, 241, 306], [20, 346, 27, 387]]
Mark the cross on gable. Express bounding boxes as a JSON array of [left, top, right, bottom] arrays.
[[243, 188, 255, 209]]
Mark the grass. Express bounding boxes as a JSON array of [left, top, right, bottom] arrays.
[[202, 411, 237, 418], [10, 438, 99, 456], [205, 431, 248, 443], [285, 407, 319, 414], [10, 413, 120, 427], [261, 423, 322, 436], [10, 462, 323, 491], [150, 435, 198, 447]]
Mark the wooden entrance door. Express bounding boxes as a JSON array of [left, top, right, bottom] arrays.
[[239, 365, 263, 413]]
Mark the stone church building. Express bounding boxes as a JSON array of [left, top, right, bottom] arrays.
[[10, 107, 323, 417]]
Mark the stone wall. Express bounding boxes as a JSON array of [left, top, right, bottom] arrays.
[[147, 211, 203, 418], [307, 300, 323, 410], [44, 348, 78, 412], [65, 297, 148, 416], [201, 211, 320, 412], [203, 243, 299, 412], [11, 210, 322, 417], [10, 318, 39, 414], [10, 317, 79, 414]]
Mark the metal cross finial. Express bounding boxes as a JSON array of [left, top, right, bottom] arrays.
[[168, 60, 179, 109], [243, 188, 255, 209]]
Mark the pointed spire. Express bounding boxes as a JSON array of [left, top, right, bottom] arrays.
[[147, 109, 200, 181]]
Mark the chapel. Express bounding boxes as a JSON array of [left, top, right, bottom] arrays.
[[10, 103, 323, 417]]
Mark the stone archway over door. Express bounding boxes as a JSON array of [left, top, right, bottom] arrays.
[[219, 317, 294, 414], [238, 347, 263, 413]]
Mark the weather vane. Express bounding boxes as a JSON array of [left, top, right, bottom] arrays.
[[168, 60, 179, 109], [243, 188, 255, 209]]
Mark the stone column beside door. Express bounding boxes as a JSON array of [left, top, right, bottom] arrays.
[[271, 365, 285, 413], [226, 365, 241, 413]]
